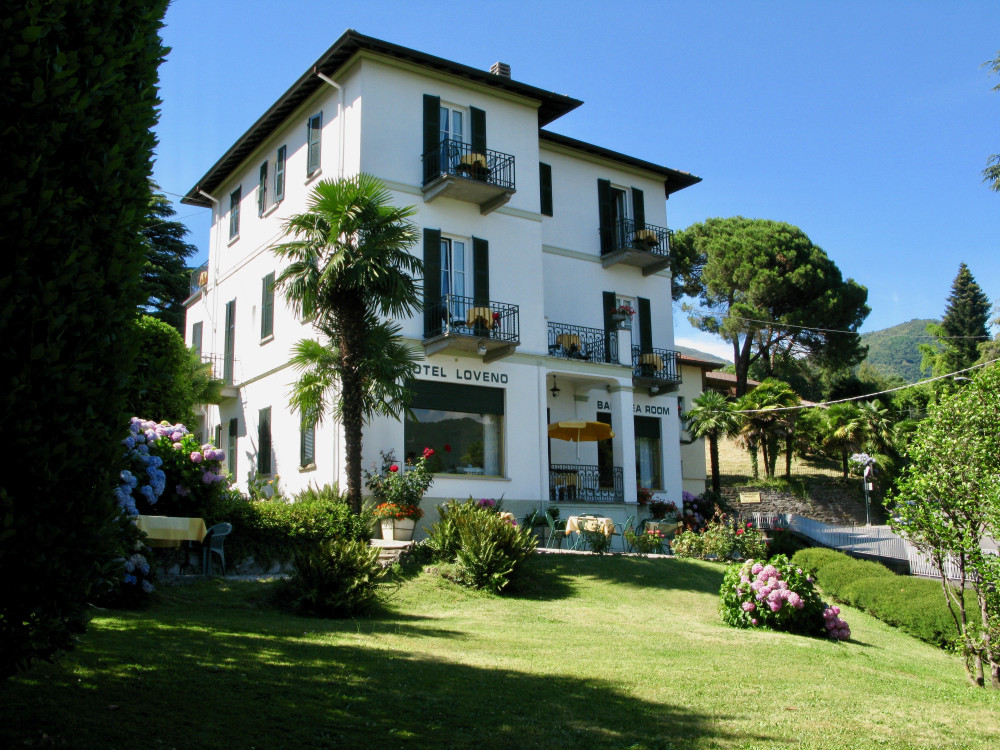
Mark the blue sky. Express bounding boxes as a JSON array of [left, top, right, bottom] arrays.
[[153, 1, 1000, 360]]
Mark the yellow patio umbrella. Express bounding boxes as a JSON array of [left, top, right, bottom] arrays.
[[547, 420, 615, 458]]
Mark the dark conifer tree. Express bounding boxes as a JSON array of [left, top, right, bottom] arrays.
[[140, 189, 199, 331], [940, 263, 990, 368]]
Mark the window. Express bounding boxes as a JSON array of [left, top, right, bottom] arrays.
[[440, 237, 467, 299], [404, 380, 504, 476], [439, 104, 465, 144], [257, 162, 268, 217], [229, 186, 241, 239], [260, 272, 274, 339], [616, 294, 635, 333], [596, 411, 614, 486], [223, 300, 236, 384], [634, 416, 662, 489], [227, 418, 238, 478], [307, 113, 322, 176], [258, 407, 272, 475], [191, 321, 203, 355], [539, 162, 553, 216], [274, 145, 286, 201], [300, 419, 315, 468]]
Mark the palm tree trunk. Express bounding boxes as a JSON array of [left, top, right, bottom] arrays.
[[784, 434, 792, 479], [709, 434, 721, 495], [841, 449, 849, 479], [338, 297, 366, 515]]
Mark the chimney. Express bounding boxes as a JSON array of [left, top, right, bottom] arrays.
[[490, 61, 511, 78]]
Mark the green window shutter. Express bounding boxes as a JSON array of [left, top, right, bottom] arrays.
[[423, 228, 442, 335], [258, 407, 272, 475], [407, 379, 504, 415], [423, 94, 441, 183], [472, 237, 489, 306], [470, 106, 486, 153], [597, 179, 612, 254], [638, 297, 652, 351], [631, 187, 645, 229], [227, 418, 238, 478], [214, 424, 222, 450], [539, 162, 553, 216], [300, 420, 315, 467], [274, 145, 286, 201], [224, 300, 236, 384], [602, 291, 617, 364], [257, 162, 268, 217], [191, 321, 203, 355], [229, 187, 241, 239], [307, 113, 322, 176], [261, 272, 274, 339]]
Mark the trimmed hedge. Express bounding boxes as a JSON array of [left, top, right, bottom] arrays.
[[791, 548, 973, 648]]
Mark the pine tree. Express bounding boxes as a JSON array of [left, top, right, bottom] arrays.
[[140, 188, 199, 331], [921, 263, 990, 376]]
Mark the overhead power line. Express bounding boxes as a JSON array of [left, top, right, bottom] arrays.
[[689, 312, 992, 340], [730, 358, 1000, 414]]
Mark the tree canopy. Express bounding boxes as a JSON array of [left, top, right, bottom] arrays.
[[673, 217, 870, 395], [139, 188, 199, 330], [919, 263, 990, 377], [983, 51, 1000, 193]]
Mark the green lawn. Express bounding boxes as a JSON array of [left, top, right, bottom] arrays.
[[2, 554, 998, 749]]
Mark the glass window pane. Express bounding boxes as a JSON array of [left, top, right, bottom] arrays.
[[405, 407, 503, 476], [440, 107, 449, 141], [452, 110, 463, 141]]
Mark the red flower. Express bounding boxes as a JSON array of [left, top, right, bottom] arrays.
[[444, 444, 451, 452], [389, 465, 399, 473], [746, 522, 753, 528], [422, 447, 435, 458], [736, 529, 744, 535]]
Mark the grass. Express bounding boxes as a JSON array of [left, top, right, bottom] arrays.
[[715, 437, 846, 483], [2, 554, 998, 749]]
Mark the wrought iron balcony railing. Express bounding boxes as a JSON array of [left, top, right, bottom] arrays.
[[632, 346, 681, 384], [424, 294, 520, 344], [550, 464, 624, 504], [546, 321, 618, 364], [600, 218, 672, 257], [197, 352, 238, 386], [189, 262, 208, 297], [422, 138, 515, 191]]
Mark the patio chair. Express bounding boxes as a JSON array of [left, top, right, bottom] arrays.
[[202, 522, 233, 576], [613, 514, 635, 553], [545, 512, 569, 550]]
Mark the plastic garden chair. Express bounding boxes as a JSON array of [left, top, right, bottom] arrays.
[[202, 522, 233, 576], [613, 514, 635, 553], [545, 513, 569, 549]]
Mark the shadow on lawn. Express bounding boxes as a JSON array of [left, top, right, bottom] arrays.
[[0, 603, 773, 750], [507, 553, 726, 601]]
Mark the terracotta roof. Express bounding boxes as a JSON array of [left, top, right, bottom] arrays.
[[678, 354, 725, 371]]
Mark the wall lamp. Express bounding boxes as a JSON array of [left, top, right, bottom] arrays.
[[550, 376, 561, 399]]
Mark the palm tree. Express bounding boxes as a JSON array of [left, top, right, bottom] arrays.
[[270, 175, 422, 513], [685, 390, 739, 495], [822, 403, 866, 478], [734, 379, 800, 479]]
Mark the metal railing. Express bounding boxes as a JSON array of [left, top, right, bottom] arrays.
[[549, 464, 624, 503], [189, 262, 208, 297], [632, 346, 681, 384], [424, 294, 519, 344], [422, 138, 516, 191], [546, 321, 618, 364], [600, 218, 672, 257], [198, 353, 232, 384]]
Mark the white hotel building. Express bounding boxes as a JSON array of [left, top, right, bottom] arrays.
[[182, 31, 701, 533]]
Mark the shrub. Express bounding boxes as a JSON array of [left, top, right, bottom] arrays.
[[581, 529, 613, 555], [426, 499, 537, 593], [720, 555, 850, 640], [274, 538, 388, 618], [791, 548, 975, 648], [735, 521, 767, 560], [214, 485, 370, 569], [766, 527, 811, 558], [626, 527, 667, 555], [364, 449, 434, 521], [670, 528, 705, 558], [125, 316, 198, 425], [92, 514, 157, 609], [0, 0, 167, 680]]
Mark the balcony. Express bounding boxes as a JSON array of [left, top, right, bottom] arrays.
[[546, 321, 618, 365], [632, 346, 682, 395], [550, 464, 624, 503], [187, 262, 208, 300], [421, 139, 516, 215], [423, 294, 520, 362], [200, 353, 239, 399], [599, 218, 673, 276]]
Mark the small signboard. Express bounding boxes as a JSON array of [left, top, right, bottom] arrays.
[[739, 492, 762, 504]]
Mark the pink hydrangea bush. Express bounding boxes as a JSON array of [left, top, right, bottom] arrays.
[[720, 554, 850, 640]]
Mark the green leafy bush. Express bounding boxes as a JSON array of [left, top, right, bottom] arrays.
[[426, 499, 537, 593], [0, 0, 167, 680], [213, 486, 371, 569], [274, 538, 388, 618], [125, 316, 199, 425], [670, 528, 705, 559], [791, 548, 973, 647], [626, 527, 667, 555], [766, 527, 811, 558]]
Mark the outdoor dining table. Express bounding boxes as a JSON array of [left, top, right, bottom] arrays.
[[643, 519, 681, 538], [565, 515, 615, 538], [135, 515, 208, 548]]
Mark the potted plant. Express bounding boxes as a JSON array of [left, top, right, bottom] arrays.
[[610, 303, 635, 328], [637, 486, 654, 506], [648, 497, 678, 521], [364, 448, 434, 541]]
